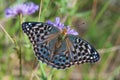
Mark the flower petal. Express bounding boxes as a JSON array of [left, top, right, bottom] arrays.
[[5, 2, 39, 18], [46, 17, 78, 35]]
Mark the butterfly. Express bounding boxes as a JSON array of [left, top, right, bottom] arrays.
[[22, 22, 100, 69]]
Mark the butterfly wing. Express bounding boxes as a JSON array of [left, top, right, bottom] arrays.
[[49, 34, 100, 69], [65, 34, 100, 64], [22, 22, 62, 65], [22, 22, 60, 43]]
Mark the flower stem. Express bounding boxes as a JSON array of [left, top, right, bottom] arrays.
[[38, 0, 47, 80], [38, 0, 42, 21], [40, 62, 47, 80], [18, 13, 23, 77]]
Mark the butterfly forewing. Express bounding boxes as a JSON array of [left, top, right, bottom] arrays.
[[66, 34, 100, 64], [22, 22, 60, 43], [22, 22, 62, 65]]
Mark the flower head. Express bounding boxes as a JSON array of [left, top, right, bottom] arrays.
[[46, 17, 78, 35], [5, 2, 39, 18]]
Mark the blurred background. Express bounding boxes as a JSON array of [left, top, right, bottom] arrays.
[[0, 0, 120, 80]]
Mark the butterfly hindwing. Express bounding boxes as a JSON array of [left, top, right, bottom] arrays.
[[49, 40, 73, 69], [35, 36, 73, 69]]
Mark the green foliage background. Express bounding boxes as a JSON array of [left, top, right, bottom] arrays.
[[0, 0, 120, 80]]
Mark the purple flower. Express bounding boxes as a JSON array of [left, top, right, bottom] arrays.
[[5, 2, 39, 18], [46, 17, 78, 35]]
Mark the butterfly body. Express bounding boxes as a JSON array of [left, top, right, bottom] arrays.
[[22, 22, 100, 69]]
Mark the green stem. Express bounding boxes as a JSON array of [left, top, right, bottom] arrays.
[[18, 13, 23, 77], [38, 0, 42, 21], [48, 69, 54, 80], [94, 0, 111, 25], [40, 62, 47, 80], [38, 0, 47, 80]]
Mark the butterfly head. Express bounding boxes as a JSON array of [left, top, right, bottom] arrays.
[[61, 28, 67, 35]]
